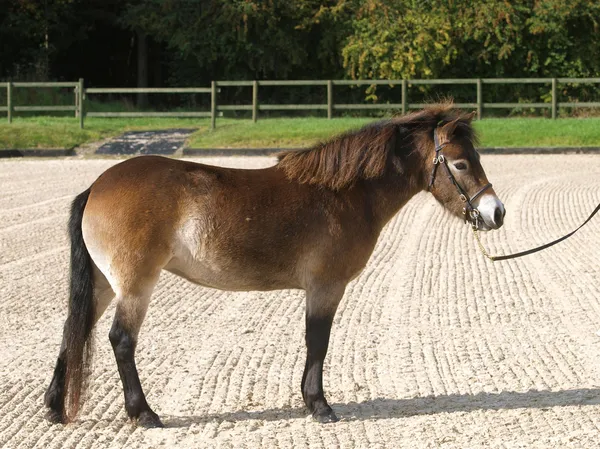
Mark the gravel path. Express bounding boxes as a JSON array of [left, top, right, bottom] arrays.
[[95, 129, 196, 156], [1, 155, 599, 448]]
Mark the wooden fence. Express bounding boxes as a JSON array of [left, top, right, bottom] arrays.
[[2, 78, 600, 129]]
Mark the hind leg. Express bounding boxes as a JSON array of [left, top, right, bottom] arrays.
[[109, 274, 163, 428], [301, 282, 345, 423], [45, 266, 114, 423]]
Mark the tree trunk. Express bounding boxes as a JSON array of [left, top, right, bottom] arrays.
[[137, 30, 148, 108]]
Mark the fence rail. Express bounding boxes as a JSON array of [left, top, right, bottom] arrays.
[[2, 77, 600, 129]]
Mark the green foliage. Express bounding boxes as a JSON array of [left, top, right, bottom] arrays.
[[339, 0, 600, 80], [119, 0, 345, 84], [0, 0, 89, 79], [1, 0, 599, 110]]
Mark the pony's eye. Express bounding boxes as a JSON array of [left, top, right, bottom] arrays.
[[454, 162, 467, 171]]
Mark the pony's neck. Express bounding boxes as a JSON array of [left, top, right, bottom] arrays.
[[363, 151, 428, 229]]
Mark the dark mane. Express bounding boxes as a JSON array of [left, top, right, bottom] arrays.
[[277, 102, 478, 190]]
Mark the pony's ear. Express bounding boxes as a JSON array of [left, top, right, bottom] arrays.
[[464, 111, 476, 123], [439, 117, 460, 139]]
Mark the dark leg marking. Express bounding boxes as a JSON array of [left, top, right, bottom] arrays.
[[109, 318, 163, 428], [302, 315, 338, 423]]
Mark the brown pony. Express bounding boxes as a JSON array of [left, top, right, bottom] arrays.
[[45, 105, 505, 426]]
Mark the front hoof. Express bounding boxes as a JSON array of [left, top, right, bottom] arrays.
[[312, 408, 339, 424], [136, 410, 164, 428]]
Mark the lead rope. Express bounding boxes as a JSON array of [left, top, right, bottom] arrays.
[[471, 201, 600, 262], [471, 227, 496, 261]]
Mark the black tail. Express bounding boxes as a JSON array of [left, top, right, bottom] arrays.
[[63, 188, 95, 423]]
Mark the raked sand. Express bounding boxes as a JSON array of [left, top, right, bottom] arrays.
[[1, 155, 599, 448]]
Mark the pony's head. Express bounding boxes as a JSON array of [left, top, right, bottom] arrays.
[[424, 112, 505, 231]]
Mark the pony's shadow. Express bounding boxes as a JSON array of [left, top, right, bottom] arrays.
[[163, 388, 600, 427]]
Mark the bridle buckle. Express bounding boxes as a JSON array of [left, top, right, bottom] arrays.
[[469, 209, 481, 230]]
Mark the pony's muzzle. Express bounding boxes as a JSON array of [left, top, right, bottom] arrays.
[[475, 194, 505, 230]]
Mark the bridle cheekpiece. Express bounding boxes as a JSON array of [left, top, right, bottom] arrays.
[[428, 127, 492, 230]]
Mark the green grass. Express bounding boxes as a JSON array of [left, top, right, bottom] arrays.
[[0, 116, 209, 149], [473, 118, 600, 147], [190, 117, 600, 148], [188, 117, 372, 148], [1, 116, 600, 150]]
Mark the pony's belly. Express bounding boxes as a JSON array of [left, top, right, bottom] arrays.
[[168, 218, 302, 291], [164, 256, 293, 292]]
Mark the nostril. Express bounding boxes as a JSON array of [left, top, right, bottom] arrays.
[[494, 207, 504, 225]]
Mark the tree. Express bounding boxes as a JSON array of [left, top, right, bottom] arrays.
[[337, 0, 600, 80], [119, 0, 346, 84]]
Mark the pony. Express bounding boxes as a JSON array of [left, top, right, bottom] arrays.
[[45, 104, 505, 426]]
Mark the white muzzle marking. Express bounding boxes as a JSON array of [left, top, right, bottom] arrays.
[[474, 193, 505, 229]]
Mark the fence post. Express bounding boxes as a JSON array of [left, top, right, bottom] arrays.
[[74, 85, 78, 118], [211, 81, 217, 130], [476, 79, 483, 120], [7, 82, 12, 124], [78, 78, 84, 129], [401, 79, 407, 115], [252, 80, 258, 122], [327, 80, 333, 119], [551, 78, 557, 119]]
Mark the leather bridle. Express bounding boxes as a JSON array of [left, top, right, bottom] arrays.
[[427, 127, 600, 262], [428, 128, 493, 229]]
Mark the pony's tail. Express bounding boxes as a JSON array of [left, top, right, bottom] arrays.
[[63, 188, 95, 423]]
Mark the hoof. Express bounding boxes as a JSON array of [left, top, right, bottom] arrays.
[[45, 409, 64, 424], [137, 410, 164, 428], [312, 408, 339, 424]]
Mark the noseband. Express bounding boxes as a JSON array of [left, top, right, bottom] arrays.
[[428, 128, 492, 229]]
